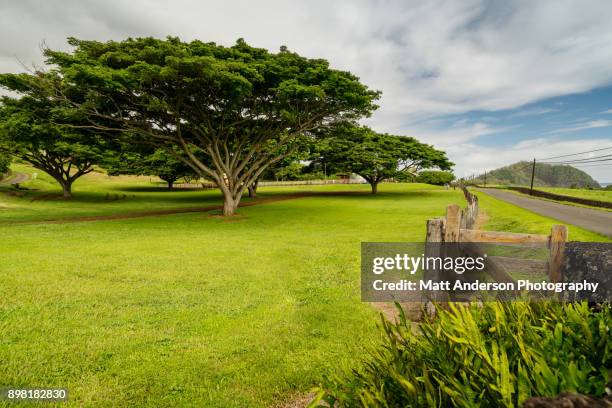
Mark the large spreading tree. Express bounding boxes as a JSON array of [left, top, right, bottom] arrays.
[[0, 73, 110, 198], [314, 125, 452, 194], [45, 37, 380, 215]]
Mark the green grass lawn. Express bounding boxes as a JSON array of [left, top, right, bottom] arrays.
[[1, 170, 466, 407], [0, 163, 228, 222], [1, 167, 608, 407], [537, 186, 612, 203]]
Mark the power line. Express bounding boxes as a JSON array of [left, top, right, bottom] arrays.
[[571, 162, 612, 168], [501, 147, 612, 191], [548, 158, 612, 166], [542, 154, 612, 165], [537, 146, 612, 161]]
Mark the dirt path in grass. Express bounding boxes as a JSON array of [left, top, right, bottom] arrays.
[[0, 172, 29, 185], [3, 191, 367, 225]]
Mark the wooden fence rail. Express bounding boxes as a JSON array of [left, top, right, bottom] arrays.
[[424, 188, 567, 307]]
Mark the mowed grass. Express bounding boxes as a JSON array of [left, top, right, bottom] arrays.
[[1, 169, 608, 407], [537, 186, 612, 203], [0, 163, 226, 222], [1, 177, 464, 407], [1, 163, 439, 223]]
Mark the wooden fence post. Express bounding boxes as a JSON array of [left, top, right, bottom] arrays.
[[468, 194, 478, 228], [426, 218, 445, 244], [548, 225, 567, 283], [424, 218, 446, 316], [444, 204, 461, 243]]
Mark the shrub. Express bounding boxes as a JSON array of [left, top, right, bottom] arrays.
[[0, 154, 10, 176], [315, 302, 611, 407], [417, 170, 454, 185], [394, 171, 417, 183]]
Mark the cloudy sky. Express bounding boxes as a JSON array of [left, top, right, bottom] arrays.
[[1, 0, 612, 181]]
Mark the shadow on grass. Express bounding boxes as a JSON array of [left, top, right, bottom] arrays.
[[255, 188, 447, 201], [112, 185, 211, 193], [2, 186, 222, 206]]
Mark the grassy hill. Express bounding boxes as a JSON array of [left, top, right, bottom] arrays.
[[475, 161, 600, 188]]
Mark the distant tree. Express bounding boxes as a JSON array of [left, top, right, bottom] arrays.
[[416, 170, 455, 185], [0, 153, 10, 176], [393, 171, 417, 183], [106, 148, 198, 189], [315, 125, 452, 194], [0, 73, 110, 198], [272, 161, 305, 181], [245, 141, 311, 198], [45, 37, 380, 215]]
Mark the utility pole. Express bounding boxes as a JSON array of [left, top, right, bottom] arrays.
[[483, 171, 487, 187], [529, 158, 536, 195]]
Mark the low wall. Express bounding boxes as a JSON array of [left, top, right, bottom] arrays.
[[507, 186, 612, 209]]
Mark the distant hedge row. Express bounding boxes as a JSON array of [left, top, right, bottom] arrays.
[[509, 186, 612, 209]]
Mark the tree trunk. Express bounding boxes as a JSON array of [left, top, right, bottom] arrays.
[[222, 196, 238, 216], [247, 180, 259, 198], [167, 180, 174, 190], [61, 181, 73, 199], [370, 182, 378, 194]]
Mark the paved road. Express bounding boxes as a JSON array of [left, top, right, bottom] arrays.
[[476, 188, 612, 238], [0, 172, 28, 185]]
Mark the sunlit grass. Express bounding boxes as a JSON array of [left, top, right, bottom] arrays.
[[1, 174, 464, 407], [537, 186, 612, 203], [1, 165, 607, 407]]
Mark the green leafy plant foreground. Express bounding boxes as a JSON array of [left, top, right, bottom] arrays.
[[316, 302, 611, 407]]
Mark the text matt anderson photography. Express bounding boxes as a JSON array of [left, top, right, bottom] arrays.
[[0, 1, 610, 407]]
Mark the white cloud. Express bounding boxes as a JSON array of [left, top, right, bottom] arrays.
[[511, 108, 558, 117], [410, 120, 513, 146], [552, 119, 612, 134], [3, 0, 612, 123], [2, 0, 612, 181], [600, 109, 612, 114]]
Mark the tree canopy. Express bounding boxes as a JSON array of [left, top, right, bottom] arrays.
[[416, 170, 455, 186], [105, 147, 198, 189], [45, 37, 380, 214], [314, 125, 452, 193], [0, 72, 111, 198]]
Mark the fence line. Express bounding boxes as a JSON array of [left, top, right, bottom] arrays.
[[460, 186, 479, 229], [423, 187, 567, 310], [172, 178, 366, 189], [256, 179, 364, 187]]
